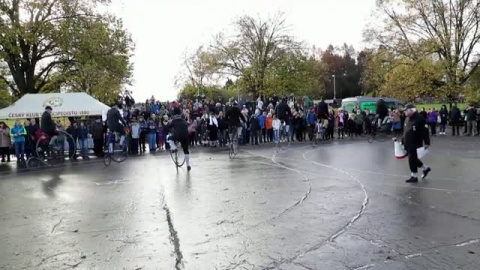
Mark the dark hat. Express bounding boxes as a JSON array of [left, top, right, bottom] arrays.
[[45, 106, 53, 110], [173, 108, 182, 115], [405, 104, 416, 110]]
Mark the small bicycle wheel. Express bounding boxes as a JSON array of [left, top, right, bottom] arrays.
[[368, 134, 375, 143], [26, 157, 45, 169], [111, 142, 128, 163], [229, 144, 235, 159], [170, 151, 179, 172], [176, 145, 185, 167], [104, 155, 112, 166], [376, 133, 388, 142]]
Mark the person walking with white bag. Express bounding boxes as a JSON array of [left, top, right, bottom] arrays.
[[403, 104, 431, 183]]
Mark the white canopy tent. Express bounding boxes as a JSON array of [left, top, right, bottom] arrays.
[[0, 93, 110, 120]]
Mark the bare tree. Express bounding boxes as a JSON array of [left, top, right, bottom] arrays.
[[211, 13, 301, 97], [366, 0, 480, 98]]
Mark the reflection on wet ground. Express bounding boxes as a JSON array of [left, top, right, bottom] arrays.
[[1, 137, 479, 269]]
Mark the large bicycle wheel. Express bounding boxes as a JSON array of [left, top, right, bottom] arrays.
[[36, 131, 76, 162]]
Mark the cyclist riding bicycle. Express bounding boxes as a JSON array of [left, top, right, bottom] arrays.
[[167, 108, 191, 171], [225, 100, 246, 146], [107, 103, 127, 147], [275, 98, 292, 139], [41, 106, 59, 146]]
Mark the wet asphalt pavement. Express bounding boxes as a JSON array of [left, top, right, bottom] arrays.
[[1, 136, 480, 270]]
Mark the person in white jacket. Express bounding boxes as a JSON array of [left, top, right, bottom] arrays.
[[272, 115, 282, 144]]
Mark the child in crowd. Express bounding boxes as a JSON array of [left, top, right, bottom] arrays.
[[315, 119, 326, 141], [266, 113, 273, 142], [272, 114, 281, 143]]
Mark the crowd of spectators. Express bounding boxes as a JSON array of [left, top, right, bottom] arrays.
[[1, 93, 479, 164]]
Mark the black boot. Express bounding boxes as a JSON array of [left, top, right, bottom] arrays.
[[422, 167, 431, 179], [406, 176, 418, 183]]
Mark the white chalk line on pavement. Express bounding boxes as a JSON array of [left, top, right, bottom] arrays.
[[346, 167, 478, 184], [298, 147, 480, 270], [299, 149, 369, 245]]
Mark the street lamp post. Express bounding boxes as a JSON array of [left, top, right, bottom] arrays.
[[332, 75, 336, 100]]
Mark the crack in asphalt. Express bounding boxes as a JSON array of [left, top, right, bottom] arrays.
[[51, 218, 63, 234], [36, 252, 71, 267], [164, 204, 183, 270]]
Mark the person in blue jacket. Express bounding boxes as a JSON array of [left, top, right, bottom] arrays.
[[10, 120, 27, 162], [306, 108, 317, 141], [257, 112, 266, 143]]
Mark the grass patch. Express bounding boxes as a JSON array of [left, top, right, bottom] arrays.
[[414, 103, 466, 111]]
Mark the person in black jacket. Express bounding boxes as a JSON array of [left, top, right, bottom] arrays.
[[41, 106, 56, 137], [439, 105, 449, 135], [225, 101, 246, 145], [402, 104, 431, 183], [376, 99, 388, 127], [250, 114, 260, 145], [275, 98, 292, 124], [450, 103, 461, 136], [90, 118, 105, 157], [317, 99, 329, 120], [66, 122, 78, 160], [167, 108, 191, 171]]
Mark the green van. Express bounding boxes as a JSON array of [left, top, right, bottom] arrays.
[[341, 96, 404, 114]]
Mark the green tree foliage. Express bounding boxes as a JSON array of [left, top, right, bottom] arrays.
[[366, 0, 480, 100], [466, 68, 480, 104], [0, 0, 133, 102], [321, 44, 362, 99], [178, 83, 238, 101], [0, 87, 13, 109], [360, 47, 444, 101], [264, 50, 327, 98]]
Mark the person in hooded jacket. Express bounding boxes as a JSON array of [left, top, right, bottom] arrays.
[[427, 108, 439, 136], [402, 104, 431, 183]]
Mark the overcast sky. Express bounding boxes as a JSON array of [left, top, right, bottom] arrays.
[[111, 0, 377, 101]]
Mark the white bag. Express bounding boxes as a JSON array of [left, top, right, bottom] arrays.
[[417, 147, 429, 159], [437, 115, 441, 124], [394, 141, 407, 159]]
